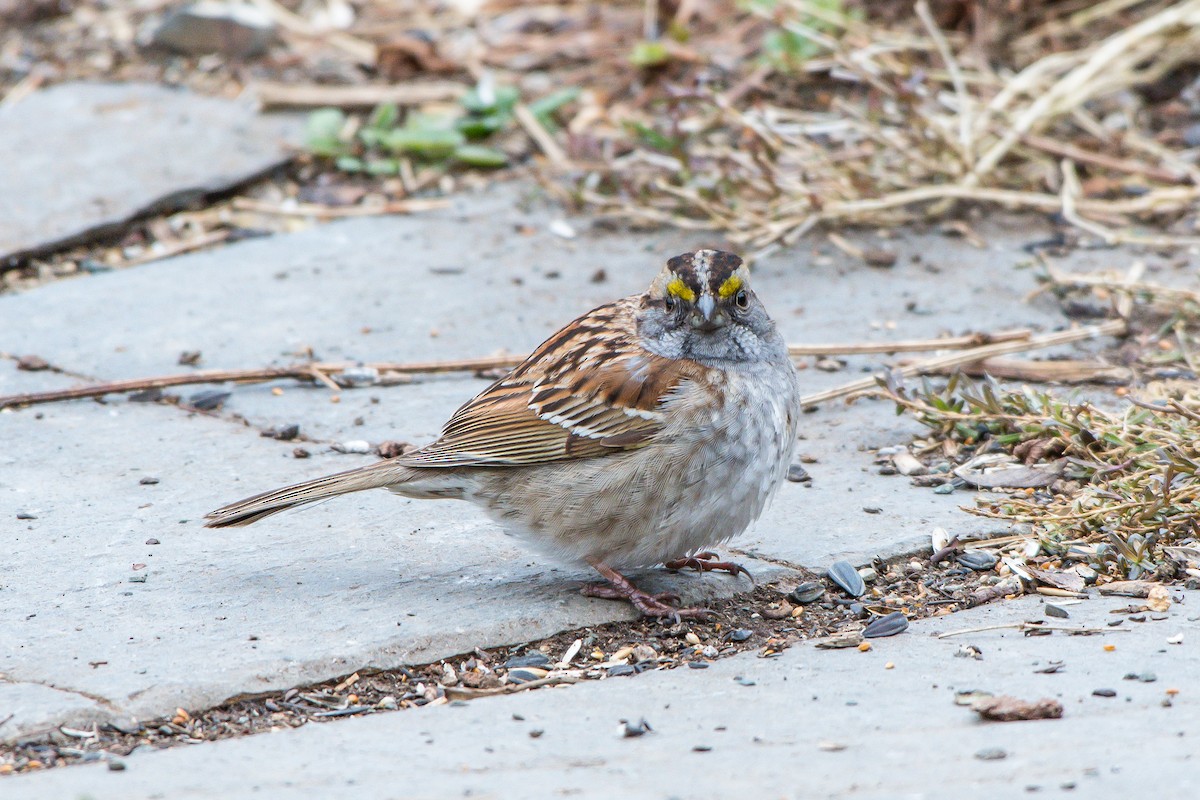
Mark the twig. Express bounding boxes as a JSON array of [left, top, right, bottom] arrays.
[[799, 319, 1127, 407], [514, 103, 570, 167], [249, 0, 377, 63], [915, 0, 973, 167], [0, 328, 1039, 410], [231, 198, 450, 218], [937, 621, 1130, 639], [252, 81, 468, 111], [119, 230, 233, 268], [788, 328, 1032, 357], [0, 358, 520, 410], [1059, 158, 1118, 244], [1020, 132, 1187, 184], [934, 357, 1131, 384]]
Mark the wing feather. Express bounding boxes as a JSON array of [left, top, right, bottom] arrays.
[[398, 298, 707, 468]]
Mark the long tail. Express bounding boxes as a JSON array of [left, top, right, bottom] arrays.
[[204, 461, 417, 528]]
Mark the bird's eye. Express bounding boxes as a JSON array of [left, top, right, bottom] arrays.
[[735, 289, 749, 308], [664, 295, 676, 311]]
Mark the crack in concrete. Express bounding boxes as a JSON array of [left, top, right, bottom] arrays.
[[0, 673, 120, 713]]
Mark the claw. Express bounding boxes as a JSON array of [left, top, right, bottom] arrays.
[[583, 559, 711, 619], [664, 551, 753, 582]]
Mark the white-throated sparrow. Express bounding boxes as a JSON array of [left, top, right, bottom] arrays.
[[206, 250, 802, 618]]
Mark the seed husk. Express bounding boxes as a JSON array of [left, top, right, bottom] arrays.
[[827, 560, 866, 597], [863, 611, 909, 638]]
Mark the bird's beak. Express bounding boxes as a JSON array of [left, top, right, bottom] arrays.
[[690, 294, 728, 332]]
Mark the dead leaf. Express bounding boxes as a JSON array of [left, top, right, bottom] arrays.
[[953, 454, 1064, 489], [1025, 566, 1086, 593], [971, 695, 1063, 721], [1147, 584, 1172, 612], [1098, 580, 1155, 598]]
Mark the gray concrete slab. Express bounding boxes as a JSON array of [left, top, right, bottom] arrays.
[[1, 182, 1149, 744], [7, 591, 1196, 799], [0, 398, 792, 741], [0, 82, 297, 264], [0, 185, 1095, 575]]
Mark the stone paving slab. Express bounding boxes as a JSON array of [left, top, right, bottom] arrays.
[[0, 398, 791, 741], [7, 591, 1196, 799], [1, 183, 1148, 743], [0, 82, 297, 264]]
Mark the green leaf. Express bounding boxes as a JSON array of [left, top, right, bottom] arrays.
[[364, 158, 401, 176], [630, 40, 671, 68], [383, 128, 465, 159], [305, 107, 348, 157], [461, 84, 520, 115], [365, 102, 399, 131], [528, 88, 581, 119], [452, 144, 508, 168], [359, 127, 386, 148], [625, 121, 679, 152], [335, 156, 364, 172], [456, 113, 508, 139]]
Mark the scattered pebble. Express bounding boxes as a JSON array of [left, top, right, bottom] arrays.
[[16, 354, 50, 371], [151, 1, 277, 58], [293, 447, 311, 459], [548, 219, 576, 239], [975, 747, 1007, 761], [857, 567, 878, 583], [892, 450, 927, 476], [262, 423, 300, 441], [863, 247, 897, 268], [334, 440, 372, 454], [692, 745, 712, 752], [505, 652, 551, 669], [818, 740, 847, 752], [1167, 633, 1184, 645], [106, 759, 126, 772], [1044, 603, 1070, 619], [728, 629, 752, 642], [187, 389, 230, 410], [786, 463, 811, 482], [622, 718, 651, 738], [139, 477, 160, 485], [1123, 672, 1157, 683], [956, 644, 983, 660], [145, 538, 160, 545], [1092, 688, 1117, 698]]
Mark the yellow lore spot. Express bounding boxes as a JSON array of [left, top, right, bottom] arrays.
[[718, 275, 742, 298], [667, 278, 696, 302]]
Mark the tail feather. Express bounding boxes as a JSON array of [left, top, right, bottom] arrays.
[[204, 461, 415, 528]]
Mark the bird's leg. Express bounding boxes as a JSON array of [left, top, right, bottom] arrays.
[[583, 559, 711, 619], [664, 551, 753, 582]]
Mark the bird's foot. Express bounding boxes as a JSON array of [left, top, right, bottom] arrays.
[[664, 551, 753, 582], [584, 560, 712, 620]]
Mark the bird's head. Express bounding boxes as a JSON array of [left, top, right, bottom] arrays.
[[639, 250, 777, 362]]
